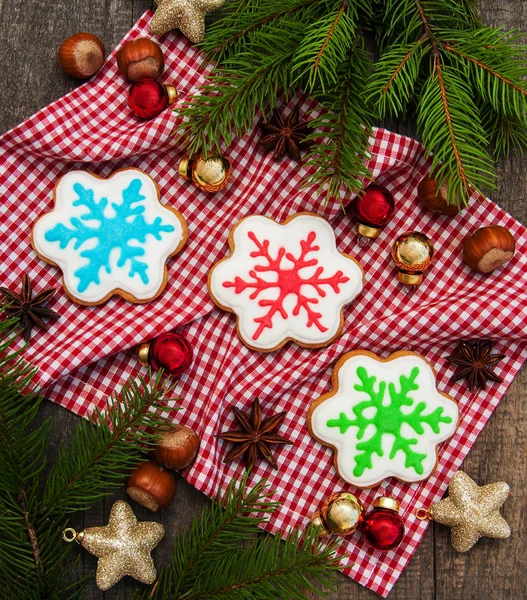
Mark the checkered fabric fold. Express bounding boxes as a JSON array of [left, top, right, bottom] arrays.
[[1, 12, 526, 597]]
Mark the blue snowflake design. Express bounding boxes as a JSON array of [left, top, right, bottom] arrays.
[[44, 179, 175, 293]]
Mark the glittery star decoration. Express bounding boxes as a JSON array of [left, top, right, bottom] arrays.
[[446, 340, 505, 391], [78, 501, 164, 590], [431, 471, 511, 552], [150, 0, 225, 43]]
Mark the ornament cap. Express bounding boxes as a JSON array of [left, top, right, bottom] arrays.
[[165, 84, 178, 105], [178, 157, 191, 180], [398, 272, 423, 285], [138, 343, 150, 366], [357, 222, 381, 239], [374, 497, 400, 512]]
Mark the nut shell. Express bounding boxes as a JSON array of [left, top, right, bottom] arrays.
[[417, 175, 460, 216], [463, 225, 516, 274], [117, 38, 165, 82], [58, 33, 105, 79], [126, 461, 176, 511], [153, 424, 200, 470]]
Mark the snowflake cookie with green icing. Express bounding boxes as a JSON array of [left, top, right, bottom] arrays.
[[32, 169, 187, 305], [307, 350, 459, 488]]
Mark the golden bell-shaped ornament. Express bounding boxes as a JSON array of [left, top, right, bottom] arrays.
[[178, 154, 232, 193], [319, 491, 364, 537], [391, 231, 434, 285]]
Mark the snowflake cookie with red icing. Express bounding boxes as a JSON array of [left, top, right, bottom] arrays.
[[307, 350, 459, 488], [208, 213, 364, 351]]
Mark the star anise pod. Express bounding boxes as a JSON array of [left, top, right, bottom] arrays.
[[259, 107, 311, 160], [446, 340, 505, 392], [218, 397, 292, 470], [0, 274, 60, 343]]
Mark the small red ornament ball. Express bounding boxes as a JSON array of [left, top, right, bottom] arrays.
[[148, 332, 193, 377], [361, 499, 405, 552], [128, 80, 170, 119], [351, 184, 395, 238]]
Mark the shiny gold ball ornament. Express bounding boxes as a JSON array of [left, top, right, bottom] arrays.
[[391, 231, 434, 285], [416, 471, 511, 553], [318, 492, 364, 537], [62, 500, 165, 590], [178, 155, 232, 193], [150, 0, 225, 43]]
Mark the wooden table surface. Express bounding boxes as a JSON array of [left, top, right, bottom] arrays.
[[1, 1, 526, 598]]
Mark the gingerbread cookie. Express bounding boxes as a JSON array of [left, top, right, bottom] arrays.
[[307, 350, 459, 488], [208, 213, 364, 351], [31, 169, 187, 305]]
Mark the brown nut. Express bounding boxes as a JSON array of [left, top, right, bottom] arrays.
[[153, 424, 200, 470], [417, 175, 460, 216], [463, 225, 516, 274], [126, 461, 176, 511], [117, 38, 165, 82], [58, 32, 105, 79]]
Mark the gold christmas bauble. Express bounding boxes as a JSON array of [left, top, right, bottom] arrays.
[[320, 492, 363, 537], [391, 231, 434, 285], [179, 155, 232, 192]]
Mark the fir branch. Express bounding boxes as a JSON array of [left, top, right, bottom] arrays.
[[40, 371, 177, 518], [417, 57, 495, 204], [141, 476, 341, 600], [366, 37, 429, 116], [291, 1, 359, 93], [200, 0, 321, 65], [176, 18, 305, 155], [303, 41, 373, 203]]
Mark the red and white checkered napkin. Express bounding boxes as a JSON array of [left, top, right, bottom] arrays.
[[1, 12, 527, 597]]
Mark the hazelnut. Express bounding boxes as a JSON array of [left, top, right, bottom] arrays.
[[153, 424, 200, 470], [117, 38, 165, 82], [417, 175, 460, 216], [58, 32, 105, 79], [126, 461, 176, 511], [463, 225, 516, 274]]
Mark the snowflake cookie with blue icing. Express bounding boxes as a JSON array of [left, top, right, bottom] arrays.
[[31, 169, 187, 305], [307, 350, 459, 488], [208, 213, 364, 352]]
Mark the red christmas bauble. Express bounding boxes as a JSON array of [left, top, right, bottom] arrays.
[[351, 184, 395, 239], [361, 498, 405, 552], [128, 80, 177, 119], [147, 332, 193, 377]]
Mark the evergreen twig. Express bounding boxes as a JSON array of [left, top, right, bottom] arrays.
[[177, 0, 527, 207]]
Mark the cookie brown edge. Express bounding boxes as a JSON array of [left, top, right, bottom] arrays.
[[30, 167, 188, 306], [306, 349, 460, 489], [207, 211, 366, 352]]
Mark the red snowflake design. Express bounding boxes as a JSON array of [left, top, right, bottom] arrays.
[[223, 230, 350, 340]]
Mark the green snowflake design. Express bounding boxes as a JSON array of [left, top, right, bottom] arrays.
[[326, 366, 453, 477]]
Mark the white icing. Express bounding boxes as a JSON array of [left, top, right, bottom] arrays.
[[309, 353, 459, 487], [209, 214, 364, 350], [32, 170, 185, 304]]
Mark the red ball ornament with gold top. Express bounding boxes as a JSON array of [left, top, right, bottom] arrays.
[[360, 497, 405, 551], [128, 80, 177, 119], [138, 332, 193, 377], [351, 184, 395, 239]]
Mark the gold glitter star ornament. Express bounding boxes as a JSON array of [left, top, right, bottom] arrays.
[[417, 471, 510, 552], [63, 501, 164, 590], [150, 0, 225, 43]]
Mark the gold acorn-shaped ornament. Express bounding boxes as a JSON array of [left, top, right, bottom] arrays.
[[178, 155, 232, 193]]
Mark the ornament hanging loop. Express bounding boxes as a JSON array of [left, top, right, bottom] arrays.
[[415, 507, 433, 521], [62, 527, 79, 543]]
